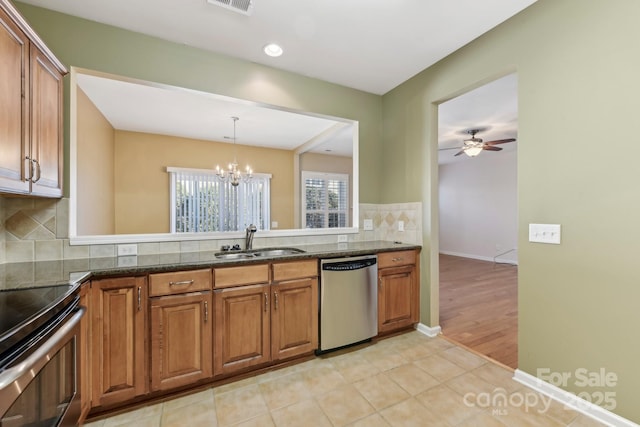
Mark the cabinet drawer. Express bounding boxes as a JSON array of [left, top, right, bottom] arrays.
[[214, 264, 269, 288], [378, 250, 416, 269], [272, 259, 318, 281], [149, 269, 212, 296]]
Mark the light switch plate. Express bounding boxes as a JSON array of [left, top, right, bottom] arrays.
[[363, 219, 373, 231], [529, 224, 561, 244]]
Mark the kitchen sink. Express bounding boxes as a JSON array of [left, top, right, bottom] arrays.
[[252, 248, 305, 257], [214, 252, 257, 260], [214, 247, 305, 260]]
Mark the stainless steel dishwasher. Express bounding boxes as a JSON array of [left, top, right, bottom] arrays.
[[319, 255, 378, 352]]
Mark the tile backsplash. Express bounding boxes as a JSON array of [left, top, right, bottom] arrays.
[[0, 197, 423, 264]]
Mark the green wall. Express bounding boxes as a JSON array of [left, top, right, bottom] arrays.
[[16, 0, 640, 422], [383, 0, 640, 421], [14, 2, 382, 204]]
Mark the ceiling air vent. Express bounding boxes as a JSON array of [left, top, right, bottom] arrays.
[[207, 0, 254, 15]]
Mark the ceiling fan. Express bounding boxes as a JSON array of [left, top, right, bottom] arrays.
[[441, 128, 516, 157]]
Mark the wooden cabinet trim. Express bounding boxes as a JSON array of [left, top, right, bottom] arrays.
[[272, 259, 318, 282], [149, 268, 212, 297], [214, 264, 269, 288], [378, 250, 417, 269]]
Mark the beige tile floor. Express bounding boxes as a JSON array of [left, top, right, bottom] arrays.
[[83, 332, 606, 427]]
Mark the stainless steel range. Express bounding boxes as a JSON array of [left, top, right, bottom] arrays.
[[0, 284, 84, 427]]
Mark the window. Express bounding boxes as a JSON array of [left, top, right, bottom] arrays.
[[302, 171, 349, 228], [168, 167, 270, 232]]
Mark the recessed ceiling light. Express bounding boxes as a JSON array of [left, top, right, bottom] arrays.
[[263, 43, 283, 57]]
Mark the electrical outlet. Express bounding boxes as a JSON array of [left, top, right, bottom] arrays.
[[398, 220, 404, 232], [337, 235, 348, 243], [363, 219, 373, 231], [117, 244, 138, 256]]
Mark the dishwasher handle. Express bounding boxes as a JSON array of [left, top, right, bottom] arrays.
[[321, 257, 377, 271]]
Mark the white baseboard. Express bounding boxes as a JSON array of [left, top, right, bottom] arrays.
[[439, 250, 518, 265], [416, 323, 441, 338], [513, 369, 638, 427]]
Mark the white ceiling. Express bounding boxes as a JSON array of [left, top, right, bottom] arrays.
[[76, 72, 355, 156], [438, 73, 518, 165], [19, 0, 537, 95]]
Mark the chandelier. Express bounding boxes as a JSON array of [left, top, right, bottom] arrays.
[[215, 116, 252, 186]]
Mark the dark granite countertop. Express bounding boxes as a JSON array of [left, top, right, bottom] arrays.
[[0, 241, 421, 290]]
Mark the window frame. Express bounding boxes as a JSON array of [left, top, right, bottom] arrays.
[[301, 170, 350, 229], [167, 166, 271, 233]]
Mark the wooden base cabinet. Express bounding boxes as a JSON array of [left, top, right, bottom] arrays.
[[214, 283, 271, 376], [271, 277, 318, 361], [90, 277, 147, 408], [213, 260, 318, 377], [377, 250, 420, 334], [150, 292, 213, 391]]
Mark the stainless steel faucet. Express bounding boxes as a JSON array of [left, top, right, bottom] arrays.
[[245, 224, 257, 250]]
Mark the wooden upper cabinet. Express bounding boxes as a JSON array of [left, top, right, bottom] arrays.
[[0, 0, 66, 197], [0, 7, 29, 193], [90, 276, 147, 408], [150, 292, 212, 391], [29, 47, 63, 196]]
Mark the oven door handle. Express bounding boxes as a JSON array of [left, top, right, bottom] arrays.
[[0, 307, 85, 416]]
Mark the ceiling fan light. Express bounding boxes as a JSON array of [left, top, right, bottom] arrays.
[[464, 146, 483, 157]]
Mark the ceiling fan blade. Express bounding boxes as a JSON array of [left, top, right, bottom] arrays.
[[483, 145, 503, 151], [438, 147, 463, 151], [484, 138, 516, 146], [454, 149, 466, 156]]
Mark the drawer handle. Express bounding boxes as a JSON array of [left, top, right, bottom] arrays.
[[392, 257, 404, 262], [169, 280, 194, 286]]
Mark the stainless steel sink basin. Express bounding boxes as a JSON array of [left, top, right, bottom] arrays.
[[214, 252, 257, 260], [214, 247, 305, 260], [252, 248, 305, 257]]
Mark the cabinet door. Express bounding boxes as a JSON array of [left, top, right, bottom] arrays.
[[214, 284, 270, 376], [29, 46, 63, 197], [271, 277, 318, 361], [150, 292, 213, 391], [378, 265, 417, 333], [91, 277, 147, 408], [0, 8, 29, 194]]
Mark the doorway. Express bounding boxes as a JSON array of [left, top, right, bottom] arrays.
[[437, 73, 518, 368]]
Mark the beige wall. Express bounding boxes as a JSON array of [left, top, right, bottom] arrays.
[[382, 0, 640, 421], [114, 131, 294, 234], [76, 88, 115, 235]]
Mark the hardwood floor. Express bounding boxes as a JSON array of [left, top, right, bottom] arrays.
[[439, 254, 518, 369]]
